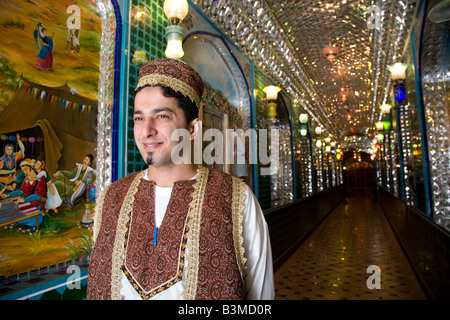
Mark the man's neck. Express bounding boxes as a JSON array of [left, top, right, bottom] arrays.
[[146, 164, 198, 187]]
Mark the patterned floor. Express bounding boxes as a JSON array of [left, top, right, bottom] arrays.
[[274, 190, 428, 300]]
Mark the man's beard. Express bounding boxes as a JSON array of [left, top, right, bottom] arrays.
[[145, 152, 153, 166]]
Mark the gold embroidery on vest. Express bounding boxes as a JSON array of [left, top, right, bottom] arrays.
[[122, 216, 189, 299], [92, 184, 110, 244], [100, 166, 245, 300], [231, 176, 247, 281], [110, 170, 146, 300], [108, 166, 208, 299], [181, 165, 209, 300], [121, 178, 192, 298]]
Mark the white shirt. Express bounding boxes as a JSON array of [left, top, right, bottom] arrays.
[[120, 172, 274, 300]]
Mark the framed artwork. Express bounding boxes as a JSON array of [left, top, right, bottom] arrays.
[[0, 0, 101, 277]]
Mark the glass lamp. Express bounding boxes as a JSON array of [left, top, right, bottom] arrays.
[[163, 0, 189, 59], [389, 62, 407, 101], [322, 45, 339, 61], [315, 126, 322, 136], [300, 125, 308, 136], [299, 113, 308, 136], [165, 28, 185, 59], [376, 121, 384, 131], [389, 62, 407, 81], [383, 117, 391, 131], [380, 104, 391, 115], [299, 113, 308, 124], [131, 6, 151, 29], [394, 83, 406, 101], [164, 0, 189, 24], [263, 85, 281, 119], [380, 104, 392, 131], [263, 85, 281, 101]]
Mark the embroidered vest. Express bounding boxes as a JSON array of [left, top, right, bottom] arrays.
[[87, 166, 247, 300]]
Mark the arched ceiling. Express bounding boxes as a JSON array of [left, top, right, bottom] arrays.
[[190, 0, 417, 152]]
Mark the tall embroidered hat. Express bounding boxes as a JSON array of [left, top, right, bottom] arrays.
[[135, 58, 204, 108]]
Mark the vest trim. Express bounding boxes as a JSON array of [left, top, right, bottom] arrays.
[[231, 175, 247, 279], [111, 170, 146, 300], [182, 165, 209, 299], [121, 214, 189, 298]]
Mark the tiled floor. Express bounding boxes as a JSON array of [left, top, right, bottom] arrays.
[[274, 190, 428, 300]]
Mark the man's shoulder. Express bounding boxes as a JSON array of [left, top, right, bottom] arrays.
[[210, 168, 249, 184], [208, 167, 238, 181], [207, 167, 249, 192], [115, 171, 142, 183], [105, 171, 142, 193]]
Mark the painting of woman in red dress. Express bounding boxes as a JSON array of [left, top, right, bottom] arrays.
[[6, 159, 47, 228], [33, 23, 55, 71]]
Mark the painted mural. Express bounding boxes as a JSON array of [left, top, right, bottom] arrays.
[[0, 0, 101, 277]]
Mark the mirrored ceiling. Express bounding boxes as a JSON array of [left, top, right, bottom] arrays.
[[190, 0, 417, 151]]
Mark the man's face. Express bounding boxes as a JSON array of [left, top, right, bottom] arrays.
[[22, 166, 33, 177], [34, 160, 43, 171], [133, 86, 190, 168], [83, 156, 91, 166]]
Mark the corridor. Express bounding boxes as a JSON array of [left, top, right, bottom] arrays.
[[274, 190, 427, 300]]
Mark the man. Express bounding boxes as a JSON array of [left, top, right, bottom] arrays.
[[53, 154, 95, 206], [87, 58, 274, 300]]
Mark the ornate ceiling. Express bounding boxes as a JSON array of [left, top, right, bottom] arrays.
[[190, 0, 417, 151]]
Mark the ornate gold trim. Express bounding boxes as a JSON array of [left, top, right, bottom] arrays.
[[181, 165, 209, 300], [122, 224, 189, 298], [103, 166, 246, 300], [122, 203, 189, 299], [136, 74, 201, 107], [231, 177, 247, 281], [92, 185, 111, 243], [110, 171, 146, 300]]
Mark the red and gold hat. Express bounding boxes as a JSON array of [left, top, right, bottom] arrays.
[[136, 58, 204, 108]]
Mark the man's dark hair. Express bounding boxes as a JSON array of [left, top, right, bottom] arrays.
[[135, 85, 199, 124], [86, 153, 94, 165]]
